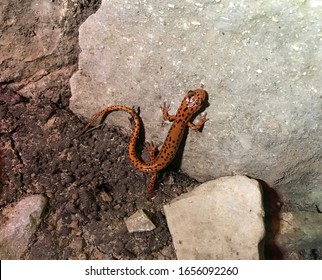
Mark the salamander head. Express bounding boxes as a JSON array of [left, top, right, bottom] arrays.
[[182, 89, 208, 113]]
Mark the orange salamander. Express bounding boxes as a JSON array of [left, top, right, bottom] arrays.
[[80, 89, 208, 198]]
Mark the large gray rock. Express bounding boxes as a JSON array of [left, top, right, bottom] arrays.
[[163, 176, 265, 259], [0, 0, 63, 94], [0, 0, 95, 97], [70, 0, 322, 210]]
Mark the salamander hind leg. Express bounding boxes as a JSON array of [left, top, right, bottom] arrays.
[[145, 141, 158, 163]]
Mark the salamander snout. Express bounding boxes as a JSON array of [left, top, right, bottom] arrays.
[[192, 89, 207, 102], [185, 89, 208, 109]]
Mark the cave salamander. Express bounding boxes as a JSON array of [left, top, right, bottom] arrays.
[[81, 89, 208, 198]]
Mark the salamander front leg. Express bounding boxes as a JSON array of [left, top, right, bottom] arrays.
[[188, 113, 209, 131], [161, 102, 176, 121]]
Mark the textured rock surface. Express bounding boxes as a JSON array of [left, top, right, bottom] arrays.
[[163, 176, 265, 259], [276, 212, 322, 253], [70, 0, 322, 211], [0, 195, 47, 259], [0, 0, 90, 99]]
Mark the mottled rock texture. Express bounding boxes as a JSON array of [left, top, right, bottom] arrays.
[[0, 0, 92, 100], [70, 0, 322, 212], [276, 212, 322, 253], [0, 195, 47, 259], [164, 176, 265, 259]]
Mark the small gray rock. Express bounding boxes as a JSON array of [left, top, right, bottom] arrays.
[[125, 209, 156, 233], [0, 195, 47, 259]]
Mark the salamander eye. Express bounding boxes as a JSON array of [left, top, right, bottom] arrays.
[[186, 95, 201, 108], [186, 90, 195, 98]]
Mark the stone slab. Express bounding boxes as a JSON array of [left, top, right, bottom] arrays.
[[164, 176, 265, 259]]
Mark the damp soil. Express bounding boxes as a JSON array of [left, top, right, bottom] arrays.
[[0, 85, 200, 260]]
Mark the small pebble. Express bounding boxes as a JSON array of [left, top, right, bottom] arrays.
[[125, 209, 156, 233]]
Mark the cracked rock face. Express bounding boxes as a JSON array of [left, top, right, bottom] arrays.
[[0, 0, 87, 98], [70, 0, 322, 211]]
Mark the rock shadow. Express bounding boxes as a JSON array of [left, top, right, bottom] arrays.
[[256, 179, 284, 259]]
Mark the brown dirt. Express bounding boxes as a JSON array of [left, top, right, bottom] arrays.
[[0, 70, 202, 260]]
